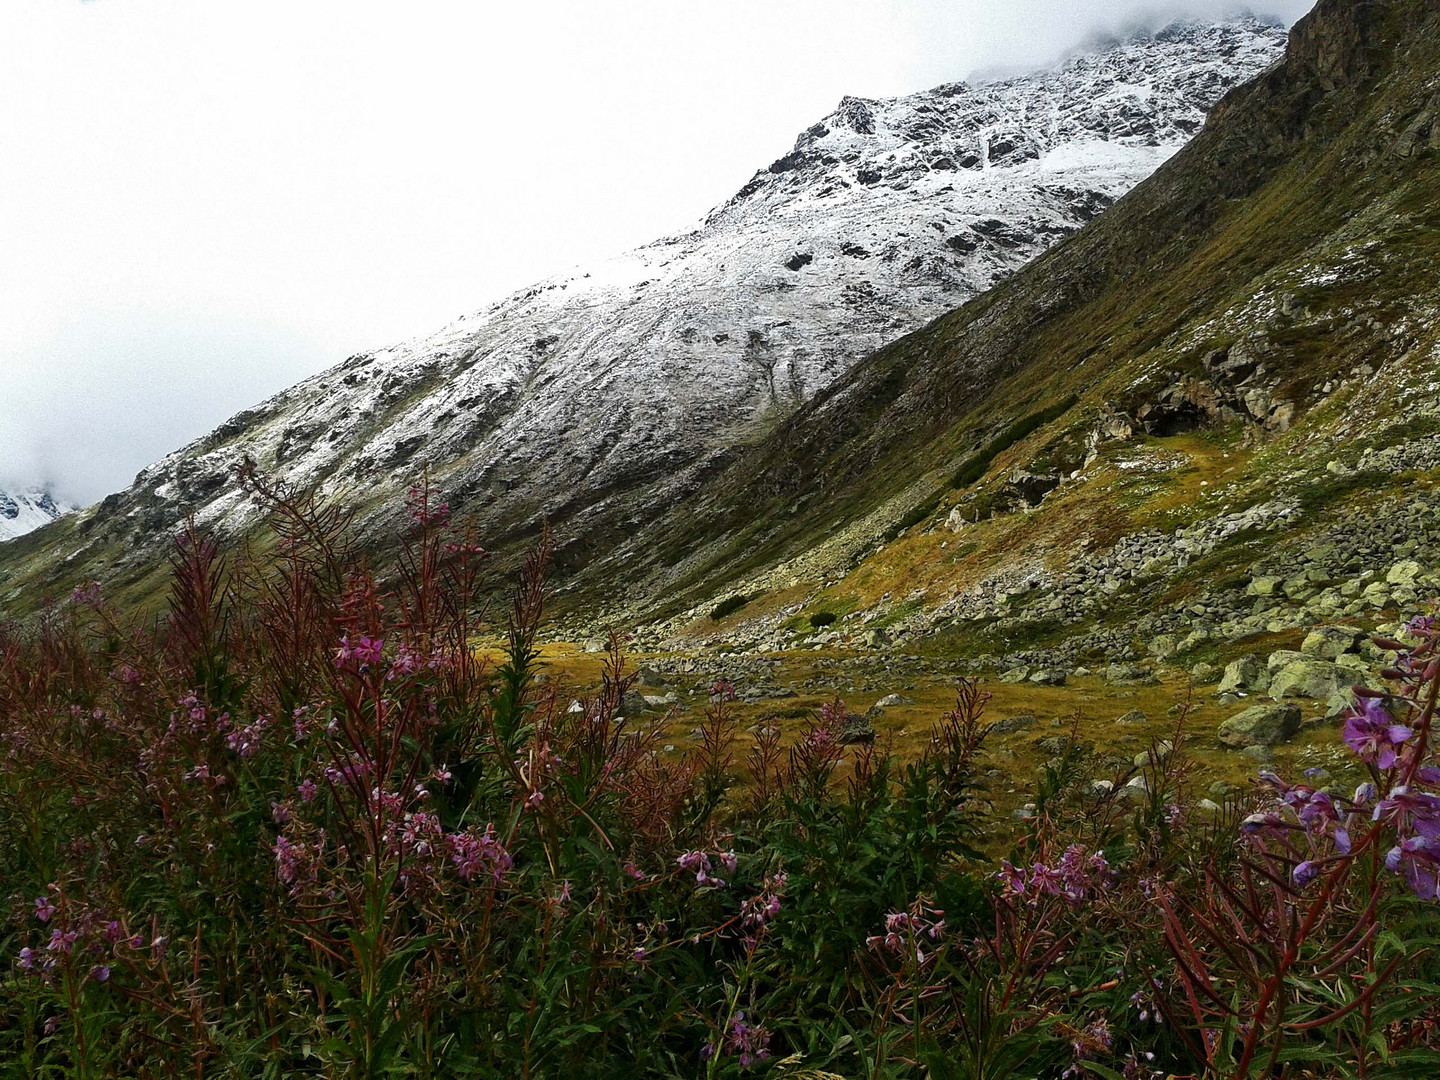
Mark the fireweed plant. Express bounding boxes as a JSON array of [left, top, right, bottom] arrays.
[[0, 472, 1437, 1078]]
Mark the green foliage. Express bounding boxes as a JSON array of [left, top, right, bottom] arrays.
[[711, 594, 752, 622], [809, 612, 837, 629], [950, 396, 1080, 491], [5, 479, 1440, 1078]]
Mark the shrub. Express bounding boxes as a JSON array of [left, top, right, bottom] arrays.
[[710, 593, 750, 621], [950, 394, 1080, 490], [2, 466, 1438, 1078], [809, 611, 837, 629]]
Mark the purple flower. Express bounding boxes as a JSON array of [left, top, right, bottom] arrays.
[[34, 896, 56, 923], [90, 965, 111, 983], [1372, 786, 1440, 841], [1343, 699, 1413, 769], [997, 860, 1027, 895], [1293, 861, 1320, 887], [17, 948, 37, 972], [298, 778, 318, 803], [1386, 836, 1440, 901]]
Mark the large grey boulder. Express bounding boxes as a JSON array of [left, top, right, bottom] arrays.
[[1218, 703, 1303, 747], [1301, 625, 1364, 660], [1218, 655, 1269, 695], [1107, 662, 1156, 686], [835, 712, 877, 745], [1266, 649, 1310, 673], [1269, 659, 1343, 701]]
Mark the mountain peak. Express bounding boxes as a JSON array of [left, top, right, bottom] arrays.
[[0, 17, 1287, 608], [0, 487, 75, 543]]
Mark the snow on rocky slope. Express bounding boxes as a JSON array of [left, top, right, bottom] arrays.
[[0, 488, 75, 542], [74, 19, 1287, 576]]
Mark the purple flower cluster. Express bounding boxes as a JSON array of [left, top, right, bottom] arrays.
[[449, 824, 512, 886], [225, 714, 272, 759], [739, 872, 787, 933], [867, 897, 946, 965], [703, 1012, 771, 1069], [334, 634, 384, 670], [1061, 1018, 1113, 1080], [676, 849, 736, 889], [997, 844, 1114, 905], [14, 891, 147, 988], [1343, 699, 1414, 770]]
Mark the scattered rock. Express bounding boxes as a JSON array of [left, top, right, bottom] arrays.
[[1028, 668, 1068, 686], [620, 690, 654, 716], [1218, 702, 1303, 747], [1300, 625, 1363, 660], [835, 713, 877, 745], [1268, 659, 1343, 701], [1116, 709, 1149, 725], [991, 713, 1038, 735], [1106, 662, 1155, 686], [1386, 560, 1423, 587], [866, 693, 914, 718], [1218, 655, 1269, 695]]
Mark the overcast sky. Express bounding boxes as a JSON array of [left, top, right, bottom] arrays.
[[0, 0, 1313, 505]]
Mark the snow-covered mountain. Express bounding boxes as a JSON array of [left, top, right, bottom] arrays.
[[23, 18, 1287, 583], [0, 488, 75, 543]]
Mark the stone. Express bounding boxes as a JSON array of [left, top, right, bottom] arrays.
[[1266, 649, 1310, 673], [1207, 781, 1234, 800], [643, 693, 680, 708], [1217, 702, 1303, 747], [862, 628, 891, 648], [620, 690, 654, 716], [1029, 668, 1068, 686], [1301, 625, 1363, 660], [999, 667, 1032, 684], [835, 713, 876, 745], [1134, 740, 1175, 769], [1218, 655, 1269, 695], [1269, 659, 1343, 701], [1240, 744, 1274, 763], [1386, 560, 1423, 587], [1088, 779, 1116, 798], [990, 713, 1038, 735], [1247, 575, 1283, 597], [1149, 634, 1178, 660], [1107, 662, 1155, 686], [872, 693, 914, 709], [1190, 661, 1218, 684], [1362, 581, 1392, 608], [1115, 708, 1149, 725], [582, 638, 607, 653]]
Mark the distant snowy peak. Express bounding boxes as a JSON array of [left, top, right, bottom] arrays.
[[714, 18, 1285, 222], [0, 488, 75, 542]]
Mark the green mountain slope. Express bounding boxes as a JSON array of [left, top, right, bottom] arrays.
[[573, 0, 1440, 654]]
